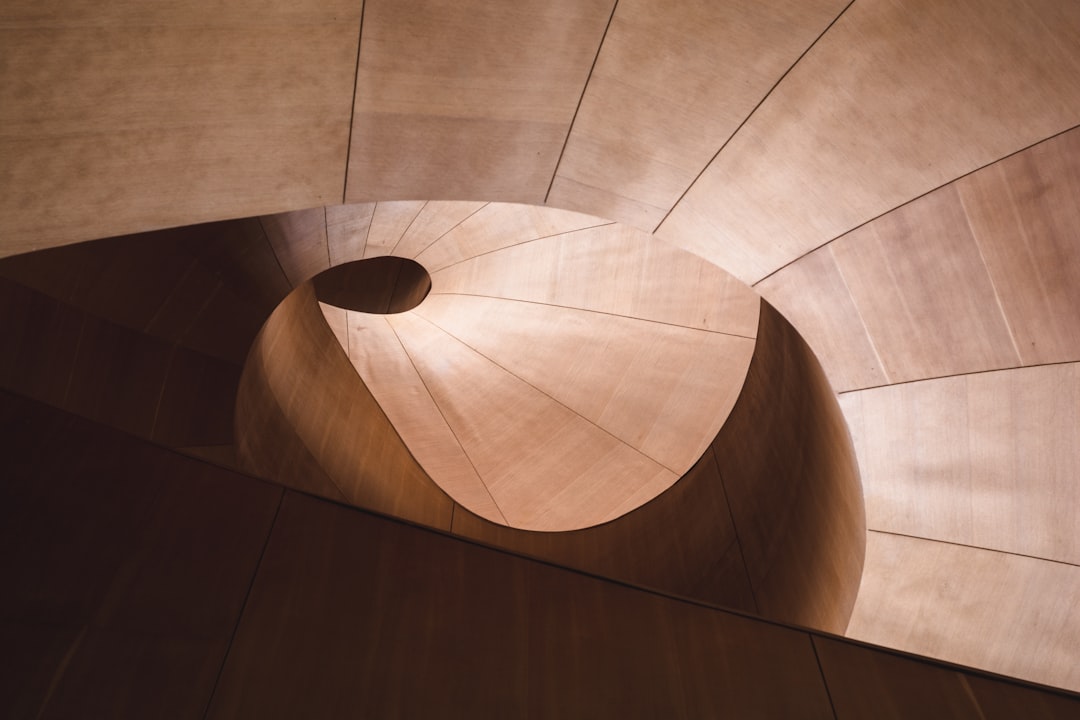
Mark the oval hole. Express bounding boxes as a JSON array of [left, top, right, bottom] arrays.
[[313, 256, 431, 314]]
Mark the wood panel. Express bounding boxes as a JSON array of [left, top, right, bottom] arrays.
[[416, 202, 608, 272], [957, 127, 1080, 365], [326, 203, 376, 265], [847, 531, 1080, 692], [548, 0, 847, 230], [387, 311, 678, 531], [657, 0, 1080, 283], [451, 449, 756, 611], [207, 490, 835, 719], [415, 293, 754, 473], [758, 124, 1080, 390], [261, 208, 330, 287], [0, 391, 281, 719], [344, 0, 615, 204], [339, 309, 505, 524], [755, 245, 887, 391], [430, 222, 760, 337], [840, 363, 1080, 565], [392, 201, 487, 259], [362, 201, 427, 258], [711, 302, 865, 632], [0, 0, 363, 256], [827, 185, 1020, 384], [235, 282, 455, 526], [815, 636, 1080, 720]]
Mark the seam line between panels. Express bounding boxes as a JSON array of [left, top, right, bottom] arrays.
[[835, 357, 1080, 395], [867, 529, 1080, 570], [544, 0, 621, 203], [808, 636, 841, 720], [342, 0, 367, 203], [653, 0, 858, 235], [201, 488, 286, 719], [751, 120, 1080, 287]]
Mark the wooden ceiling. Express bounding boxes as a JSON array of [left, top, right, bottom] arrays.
[[3, 0, 1080, 697]]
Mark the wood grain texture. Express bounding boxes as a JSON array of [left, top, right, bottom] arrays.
[[344, 0, 615, 203], [756, 244, 887, 391], [416, 202, 609, 272], [548, 0, 848, 230], [0, 0, 363, 256], [207, 490, 835, 719], [956, 127, 1080, 366], [430, 222, 761, 337], [235, 282, 454, 526], [392, 201, 487, 259], [841, 363, 1080, 566], [362, 201, 427, 258], [757, 124, 1080, 390], [657, 0, 1080, 283], [261, 208, 330, 288], [847, 531, 1080, 692], [387, 310, 679, 531], [711, 302, 865, 632], [338, 309, 506, 524], [326, 203, 377, 265], [415, 293, 755, 474]]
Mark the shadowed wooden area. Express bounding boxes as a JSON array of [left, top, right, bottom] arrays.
[[3, 390, 1077, 718]]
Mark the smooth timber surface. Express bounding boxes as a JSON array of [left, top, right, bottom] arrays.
[[847, 532, 1080, 692], [758, 126, 1080, 391], [345, 0, 614, 203], [548, 0, 847, 229], [658, 0, 1080, 283], [0, 0, 363, 256]]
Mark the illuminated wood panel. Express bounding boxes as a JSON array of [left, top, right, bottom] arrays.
[[658, 0, 1080, 283], [345, 0, 615, 203], [548, 0, 847, 229], [847, 532, 1080, 692], [841, 363, 1080, 566], [0, 0, 363, 256]]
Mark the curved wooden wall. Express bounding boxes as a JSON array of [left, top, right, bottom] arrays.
[[235, 228, 864, 630], [4, 0, 1080, 697]]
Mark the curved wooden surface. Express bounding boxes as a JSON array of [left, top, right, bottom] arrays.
[[230, 208, 864, 630], [4, 0, 1080, 700]]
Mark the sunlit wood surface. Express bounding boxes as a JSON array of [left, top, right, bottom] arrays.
[[657, 0, 1080, 284], [0, 0, 362, 257]]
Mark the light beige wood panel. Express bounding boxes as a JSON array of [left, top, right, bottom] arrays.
[[431, 223, 760, 337], [416, 202, 608, 273], [261, 208, 330, 288], [755, 245, 887, 391], [0, 1, 362, 257], [416, 293, 755, 473], [847, 531, 1080, 692], [387, 311, 677, 531], [840, 363, 1080, 565], [657, 0, 1080, 283], [957, 127, 1080, 365], [548, 0, 848, 230], [712, 302, 865, 632], [326, 203, 376, 266], [339, 309, 505, 524], [392, 201, 486, 259], [344, 0, 615, 204], [362, 201, 427, 259], [235, 282, 455, 527], [828, 186, 1020, 384]]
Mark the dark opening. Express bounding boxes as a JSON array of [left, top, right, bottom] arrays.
[[312, 256, 431, 314]]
